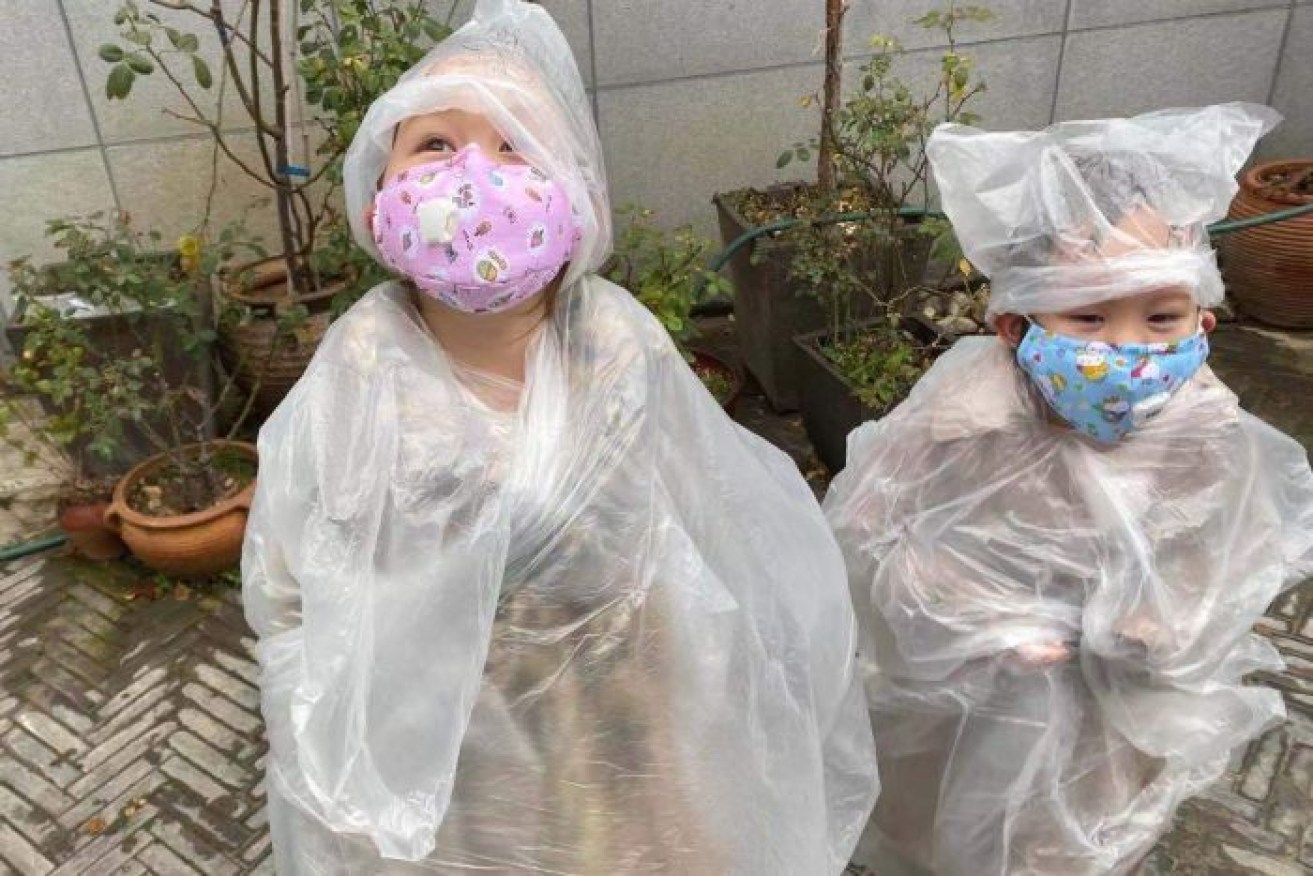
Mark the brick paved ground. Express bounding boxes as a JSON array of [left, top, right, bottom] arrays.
[[0, 320, 1309, 874], [0, 558, 270, 874], [1135, 326, 1313, 876]]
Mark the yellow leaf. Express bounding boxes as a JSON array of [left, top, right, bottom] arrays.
[[957, 258, 972, 277]]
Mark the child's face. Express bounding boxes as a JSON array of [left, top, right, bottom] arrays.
[[1032, 287, 1210, 345], [997, 204, 1216, 347], [381, 108, 522, 185]]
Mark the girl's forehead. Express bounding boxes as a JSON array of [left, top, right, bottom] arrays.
[[396, 108, 505, 137]]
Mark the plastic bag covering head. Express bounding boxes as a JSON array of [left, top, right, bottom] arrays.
[[925, 103, 1281, 320], [345, 0, 610, 291], [824, 336, 1313, 875]]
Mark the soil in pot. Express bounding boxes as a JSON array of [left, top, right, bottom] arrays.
[[127, 444, 257, 518]]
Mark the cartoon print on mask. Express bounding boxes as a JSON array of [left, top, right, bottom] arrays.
[[1016, 324, 1210, 444], [1076, 345, 1111, 382]]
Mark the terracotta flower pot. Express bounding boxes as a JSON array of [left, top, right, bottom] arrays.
[[1221, 159, 1313, 329], [690, 349, 745, 415], [215, 257, 346, 420], [59, 501, 126, 561], [103, 440, 257, 579]]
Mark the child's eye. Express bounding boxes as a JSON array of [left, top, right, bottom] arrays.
[[1149, 313, 1186, 325], [422, 137, 455, 153], [1071, 314, 1103, 326], [498, 141, 516, 154]]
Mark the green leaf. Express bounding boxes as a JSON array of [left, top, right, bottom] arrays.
[[106, 63, 135, 100], [98, 43, 124, 63], [125, 28, 151, 47], [165, 27, 183, 49], [192, 55, 212, 89], [179, 33, 199, 53], [422, 20, 451, 42], [776, 151, 793, 169], [126, 54, 154, 75]]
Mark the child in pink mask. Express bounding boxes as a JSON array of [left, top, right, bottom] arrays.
[[242, 2, 878, 873]]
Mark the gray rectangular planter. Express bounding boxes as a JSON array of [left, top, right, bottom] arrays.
[[714, 186, 932, 412], [793, 317, 947, 474]]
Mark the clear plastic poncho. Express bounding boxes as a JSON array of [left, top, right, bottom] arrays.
[[824, 104, 1313, 875], [242, 2, 878, 872]]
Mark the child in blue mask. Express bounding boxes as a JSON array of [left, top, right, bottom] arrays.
[[826, 103, 1313, 875]]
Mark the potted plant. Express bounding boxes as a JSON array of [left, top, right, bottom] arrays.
[[793, 318, 952, 473], [604, 207, 743, 412], [792, 263, 988, 472], [4, 212, 263, 578], [782, 3, 992, 471], [4, 213, 240, 474], [0, 395, 124, 561], [98, 0, 453, 417], [1221, 160, 1313, 328], [714, 0, 992, 411]]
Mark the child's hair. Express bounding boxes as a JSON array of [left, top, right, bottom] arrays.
[[1007, 150, 1177, 268], [1067, 150, 1168, 229]]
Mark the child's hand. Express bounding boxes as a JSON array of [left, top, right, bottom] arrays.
[[1010, 641, 1072, 667], [1114, 613, 1160, 647]]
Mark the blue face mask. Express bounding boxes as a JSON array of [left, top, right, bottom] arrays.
[[1015, 321, 1210, 444]]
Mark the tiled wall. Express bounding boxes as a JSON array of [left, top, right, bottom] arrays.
[[3, 0, 1311, 316]]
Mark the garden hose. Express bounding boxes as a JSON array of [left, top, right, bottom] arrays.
[[706, 202, 1313, 275], [0, 532, 67, 563]]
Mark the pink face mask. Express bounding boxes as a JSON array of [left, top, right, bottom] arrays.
[[372, 145, 581, 314]]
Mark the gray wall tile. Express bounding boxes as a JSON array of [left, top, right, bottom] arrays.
[[106, 133, 281, 248], [1262, 5, 1313, 158], [62, 0, 277, 145], [968, 35, 1064, 129], [0, 150, 116, 314], [845, 0, 1067, 54], [1070, 0, 1285, 30], [851, 34, 1062, 132], [535, 0, 593, 85], [597, 26, 1061, 235], [0, 0, 97, 156], [592, 0, 818, 88], [598, 63, 823, 235], [830, 36, 1060, 209], [1055, 10, 1287, 121]]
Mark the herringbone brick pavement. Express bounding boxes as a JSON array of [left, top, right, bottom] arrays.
[[0, 557, 270, 874]]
